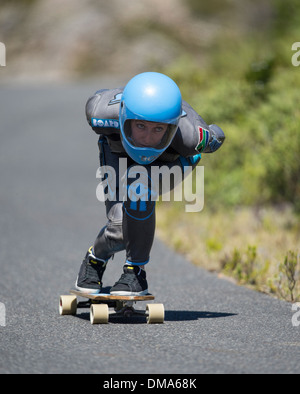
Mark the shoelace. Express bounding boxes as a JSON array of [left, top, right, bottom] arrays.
[[86, 261, 105, 279], [116, 271, 138, 286]]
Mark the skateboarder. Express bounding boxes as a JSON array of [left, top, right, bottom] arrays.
[[75, 72, 225, 296]]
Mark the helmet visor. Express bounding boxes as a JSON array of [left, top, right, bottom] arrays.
[[124, 119, 179, 151]]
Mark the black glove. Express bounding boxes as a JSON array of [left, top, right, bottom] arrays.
[[203, 124, 226, 153]]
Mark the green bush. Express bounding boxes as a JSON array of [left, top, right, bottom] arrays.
[[164, 3, 300, 212], [271, 251, 300, 302]]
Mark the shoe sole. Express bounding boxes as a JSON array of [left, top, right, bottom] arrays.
[[110, 289, 149, 296], [75, 279, 102, 295]]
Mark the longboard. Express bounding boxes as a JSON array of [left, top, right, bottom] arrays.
[[59, 289, 164, 324]]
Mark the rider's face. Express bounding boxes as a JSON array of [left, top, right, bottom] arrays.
[[131, 120, 168, 148]]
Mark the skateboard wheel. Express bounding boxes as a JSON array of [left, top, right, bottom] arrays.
[[146, 304, 165, 324], [90, 304, 109, 324], [59, 295, 77, 316]]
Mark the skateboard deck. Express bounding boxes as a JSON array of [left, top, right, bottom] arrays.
[[70, 289, 155, 302], [59, 289, 164, 325]]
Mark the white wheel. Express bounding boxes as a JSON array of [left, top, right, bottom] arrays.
[[59, 295, 77, 316], [90, 304, 109, 324], [146, 304, 165, 324]]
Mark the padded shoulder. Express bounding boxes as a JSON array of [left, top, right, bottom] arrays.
[[86, 88, 123, 134], [171, 101, 210, 157]]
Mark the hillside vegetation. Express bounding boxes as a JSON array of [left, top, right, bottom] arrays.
[[157, 0, 300, 301]]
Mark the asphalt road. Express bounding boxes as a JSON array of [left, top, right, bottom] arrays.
[[0, 82, 299, 375]]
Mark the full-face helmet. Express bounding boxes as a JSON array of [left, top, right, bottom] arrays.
[[119, 72, 183, 165]]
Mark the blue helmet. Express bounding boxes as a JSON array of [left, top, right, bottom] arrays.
[[119, 72, 183, 165]]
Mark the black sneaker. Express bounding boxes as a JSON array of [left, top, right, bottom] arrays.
[[110, 265, 148, 296], [75, 247, 107, 294]]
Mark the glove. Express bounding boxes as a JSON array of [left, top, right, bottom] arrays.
[[203, 124, 225, 153]]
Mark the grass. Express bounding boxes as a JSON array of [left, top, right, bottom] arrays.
[[156, 203, 300, 301]]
